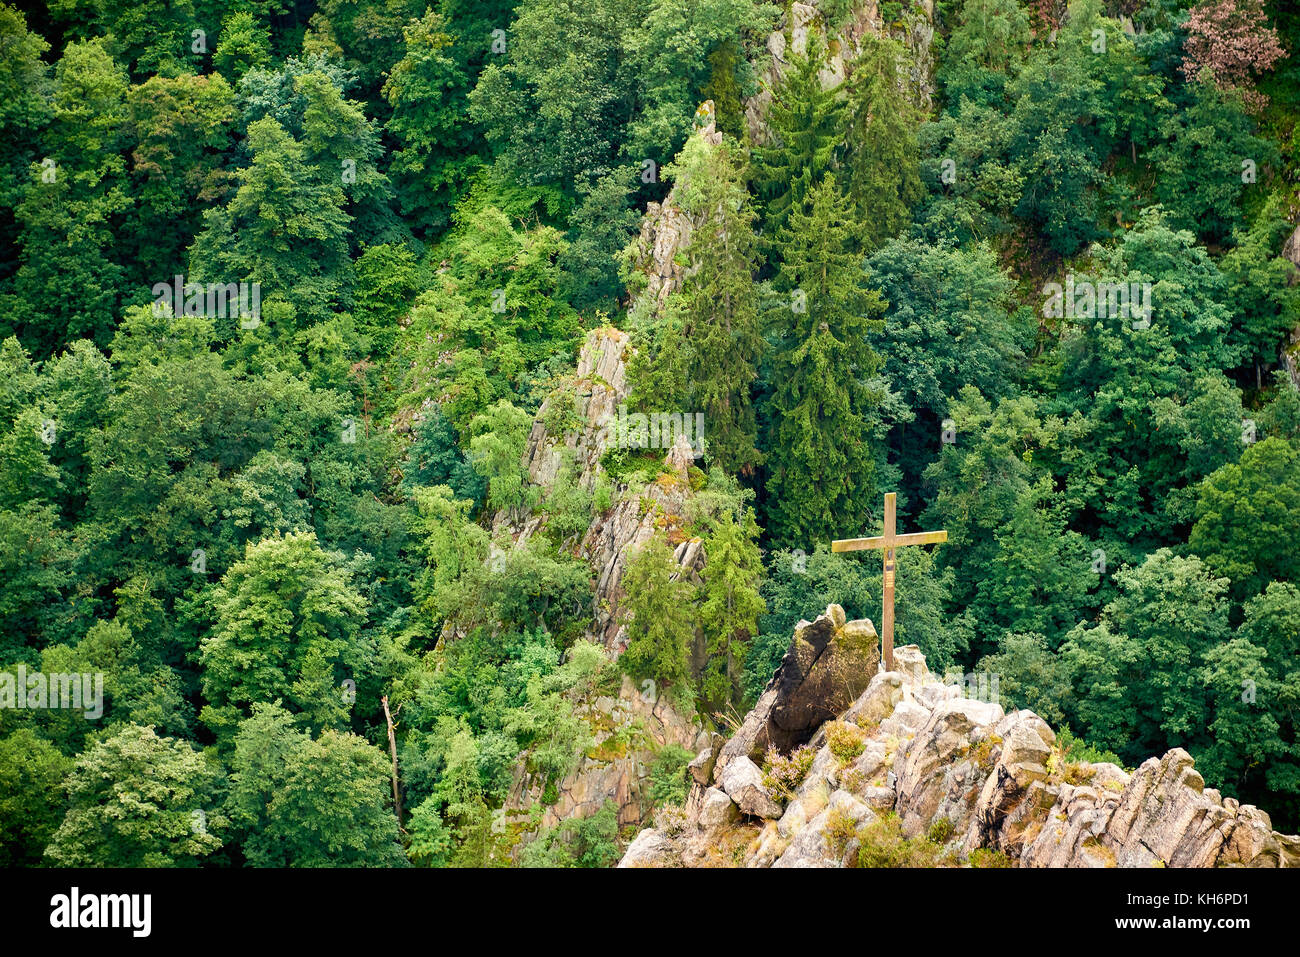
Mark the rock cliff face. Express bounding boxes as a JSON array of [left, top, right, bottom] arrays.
[[496, 329, 709, 842], [524, 325, 630, 496], [744, 0, 936, 146], [619, 605, 1300, 868], [498, 325, 706, 653], [503, 675, 707, 836], [1282, 224, 1300, 389]]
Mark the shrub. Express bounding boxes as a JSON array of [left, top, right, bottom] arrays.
[[761, 745, 816, 800], [823, 806, 860, 858], [927, 817, 957, 844], [969, 847, 1015, 868], [826, 721, 867, 765], [853, 812, 948, 868], [1057, 727, 1125, 768], [648, 744, 694, 809]]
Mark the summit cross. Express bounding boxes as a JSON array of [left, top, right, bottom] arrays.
[[831, 492, 947, 672]]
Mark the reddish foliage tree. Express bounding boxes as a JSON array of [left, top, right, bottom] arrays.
[[1181, 0, 1286, 109]]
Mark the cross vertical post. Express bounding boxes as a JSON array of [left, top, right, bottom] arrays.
[[880, 493, 897, 672], [831, 492, 948, 674]]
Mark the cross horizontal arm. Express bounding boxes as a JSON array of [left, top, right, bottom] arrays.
[[831, 530, 948, 553]]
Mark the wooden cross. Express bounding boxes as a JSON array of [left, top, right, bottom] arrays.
[[831, 493, 947, 672]]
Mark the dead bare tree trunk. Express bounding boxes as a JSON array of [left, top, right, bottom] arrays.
[[381, 695, 404, 832]]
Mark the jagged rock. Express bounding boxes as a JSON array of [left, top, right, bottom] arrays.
[[719, 756, 783, 819], [894, 696, 1005, 839], [718, 606, 879, 775], [995, 710, 1055, 787], [891, 644, 930, 685], [744, 1, 936, 146], [1021, 782, 1122, 868], [520, 326, 630, 497], [579, 443, 703, 652], [1221, 806, 1300, 867], [688, 733, 725, 786], [968, 710, 1055, 854], [617, 617, 1300, 868], [844, 671, 903, 727], [773, 791, 875, 868], [698, 787, 742, 830], [617, 828, 675, 868], [1100, 750, 1248, 867], [623, 112, 722, 315], [491, 323, 710, 654]]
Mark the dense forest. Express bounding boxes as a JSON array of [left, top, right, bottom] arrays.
[[1, 0, 1298, 868]]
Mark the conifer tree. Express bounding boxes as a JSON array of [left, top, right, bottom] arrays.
[[753, 33, 846, 247], [698, 507, 765, 711], [844, 34, 923, 251], [619, 536, 697, 702], [763, 174, 887, 548], [658, 135, 764, 474]]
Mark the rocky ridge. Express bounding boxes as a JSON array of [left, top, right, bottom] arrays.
[[501, 674, 708, 836], [620, 605, 1300, 868], [494, 0, 942, 854], [495, 329, 710, 843]]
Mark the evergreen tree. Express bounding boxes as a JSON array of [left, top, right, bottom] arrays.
[[844, 34, 923, 251], [652, 135, 764, 473], [701, 39, 748, 141], [753, 34, 846, 247], [698, 508, 765, 711], [762, 175, 886, 547], [619, 536, 697, 702]]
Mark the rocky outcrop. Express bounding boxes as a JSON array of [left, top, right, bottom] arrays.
[[503, 675, 706, 845], [489, 318, 707, 844], [623, 109, 723, 317], [744, 1, 936, 146], [1282, 224, 1300, 389], [490, 325, 705, 652], [619, 612, 1300, 868], [577, 437, 704, 652], [524, 325, 630, 494], [716, 605, 879, 776]]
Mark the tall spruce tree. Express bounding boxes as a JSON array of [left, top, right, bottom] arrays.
[[753, 33, 846, 248], [763, 174, 887, 547], [619, 535, 697, 703], [844, 34, 923, 251], [698, 507, 765, 712], [661, 135, 764, 474]]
